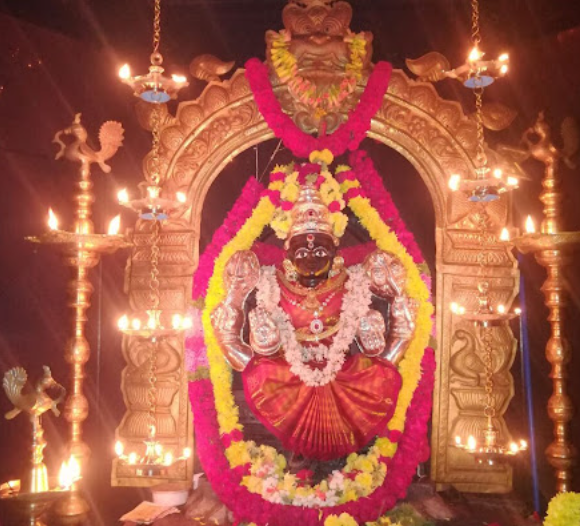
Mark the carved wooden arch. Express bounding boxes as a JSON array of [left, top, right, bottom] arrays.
[[114, 66, 519, 494]]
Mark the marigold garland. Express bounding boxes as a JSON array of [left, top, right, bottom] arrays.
[[200, 162, 433, 507], [190, 112, 435, 522], [202, 195, 276, 434], [245, 58, 392, 159], [348, 194, 433, 433]]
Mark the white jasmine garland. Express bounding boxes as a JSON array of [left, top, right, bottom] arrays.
[[256, 265, 372, 387]]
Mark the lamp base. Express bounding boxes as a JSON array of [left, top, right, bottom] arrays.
[[51, 491, 89, 518]]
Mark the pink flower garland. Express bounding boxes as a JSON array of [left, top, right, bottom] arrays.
[[187, 181, 434, 523], [245, 58, 392, 159], [189, 348, 434, 526], [192, 177, 264, 300], [186, 71, 436, 521], [348, 150, 424, 264]]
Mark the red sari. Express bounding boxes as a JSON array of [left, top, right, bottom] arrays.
[[242, 272, 402, 460]]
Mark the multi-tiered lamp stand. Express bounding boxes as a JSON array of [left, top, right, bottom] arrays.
[[501, 112, 580, 493], [27, 114, 131, 516], [113, 0, 192, 479], [451, 282, 528, 465]]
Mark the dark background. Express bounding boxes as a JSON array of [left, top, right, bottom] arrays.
[[0, 0, 579, 524]]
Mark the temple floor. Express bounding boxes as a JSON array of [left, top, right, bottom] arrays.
[[0, 479, 541, 526]]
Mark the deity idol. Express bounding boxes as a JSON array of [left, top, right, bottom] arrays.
[[211, 166, 418, 461]]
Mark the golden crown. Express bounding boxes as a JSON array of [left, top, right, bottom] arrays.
[[268, 151, 348, 245], [286, 183, 337, 247]]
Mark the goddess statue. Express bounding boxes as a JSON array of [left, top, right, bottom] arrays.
[[211, 168, 418, 461]]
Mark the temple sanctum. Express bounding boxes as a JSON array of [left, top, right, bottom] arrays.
[[0, 1, 580, 525]]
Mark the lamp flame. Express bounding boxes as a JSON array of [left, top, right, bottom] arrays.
[[119, 64, 131, 80], [525, 215, 536, 234], [497, 304, 506, 314], [448, 174, 461, 192], [498, 53, 509, 62], [493, 168, 503, 179], [115, 441, 124, 457], [118, 189, 129, 204], [500, 228, 510, 242], [506, 176, 518, 187], [176, 191, 187, 203], [468, 46, 483, 62], [171, 74, 187, 84], [172, 314, 183, 329], [118, 315, 129, 331], [147, 186, 160, 199], [467, 436, 477, 451], [59, 455, 81, 490], [58, 461, 72, 490], [108, 215, 121, 236], [48, 208, 59, 231]]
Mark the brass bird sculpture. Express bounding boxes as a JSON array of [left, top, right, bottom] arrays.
[[190, 54, 235, 83], [3, 366, 65, 420], [52, 113, 124, 173], [3, 366, 66, 493]]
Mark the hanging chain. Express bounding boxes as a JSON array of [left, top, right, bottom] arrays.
[[147, 219, 161, 433], [470, 0, 488, 173], [481, 324, 496, 420], [471, 0, 481, 48], [474, 87, 487, 170], [150, 105, 162, 186], [152, 0, 162, 55], [147, 339, 159, 433], [150, 219, 161, 310]]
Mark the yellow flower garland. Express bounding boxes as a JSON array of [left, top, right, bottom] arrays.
[[349, 195, 433, 434], [202, 196, 276, 433], [202, 169, 433, 469]]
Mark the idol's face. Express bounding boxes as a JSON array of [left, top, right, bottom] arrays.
[[287, 233, 336, 284]]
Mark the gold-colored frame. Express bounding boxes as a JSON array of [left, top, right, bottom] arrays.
[[112, 67, 519, 493]]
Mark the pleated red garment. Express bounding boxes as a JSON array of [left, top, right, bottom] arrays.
[[242, 353, 401, 460]]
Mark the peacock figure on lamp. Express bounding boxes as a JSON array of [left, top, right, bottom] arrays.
[[3, 367, 66, 494]]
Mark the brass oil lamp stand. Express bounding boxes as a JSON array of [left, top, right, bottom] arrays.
[[508, 113, 580, 493], [0, 367, 80, 526], [27, 114, 131, 516]]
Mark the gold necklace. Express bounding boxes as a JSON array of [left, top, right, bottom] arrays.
[[278, 269, 346, 298]]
